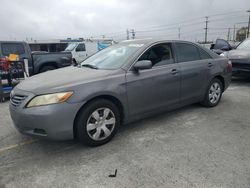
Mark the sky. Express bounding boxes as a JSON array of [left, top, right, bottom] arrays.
[[0, 0, 250, 42]]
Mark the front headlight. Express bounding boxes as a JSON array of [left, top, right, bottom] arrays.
[[220, 53, 225, 57], [26, 92, 73, 108]]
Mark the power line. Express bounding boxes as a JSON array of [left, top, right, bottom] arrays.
[[96, 9, 250, 42], [133, 10, 247, 30]]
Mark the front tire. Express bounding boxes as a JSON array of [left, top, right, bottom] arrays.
[[202, 78, 223, 107], [75, 99, 120, 146]]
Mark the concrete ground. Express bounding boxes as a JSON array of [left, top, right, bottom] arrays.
[[0, 78, 250, 188]]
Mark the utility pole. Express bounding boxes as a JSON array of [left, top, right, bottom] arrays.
[[227, 28, 231, 41], [178, 27, 181, 39], [204, 16, 209, 43], [131, 29, 135, 39], [247, 10, 250, 38], [233, 24, 236, 41], [126, 29, 130, 40]]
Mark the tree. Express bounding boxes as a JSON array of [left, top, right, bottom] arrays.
[[236, 27, 248, 42]]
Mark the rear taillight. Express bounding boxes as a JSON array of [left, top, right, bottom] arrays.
[[227, 60, 232, 72]]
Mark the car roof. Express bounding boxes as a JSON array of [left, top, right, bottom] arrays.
[[0, 41, 26, 44], [120, 38, 197, 45], [120, 38, 220, 59]]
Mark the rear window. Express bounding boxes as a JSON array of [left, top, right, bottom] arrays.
[[175, 43, 200, 62], [1, 43, 25, 56], [198, 48, 212, 59]]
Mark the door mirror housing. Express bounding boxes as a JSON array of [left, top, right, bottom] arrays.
[[133, 60, 152, 71]]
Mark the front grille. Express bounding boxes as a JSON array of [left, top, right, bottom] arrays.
[[10, 95, 27, 107]]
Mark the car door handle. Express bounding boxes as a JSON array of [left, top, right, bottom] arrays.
[[208, 62, 214, 68], [171, 69, 179, 75]]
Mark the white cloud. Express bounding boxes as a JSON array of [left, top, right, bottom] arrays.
[[0, 0, 249, 42]]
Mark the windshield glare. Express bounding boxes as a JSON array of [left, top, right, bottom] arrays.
[[65, 43, 78, 51], [81, 43, 144, 70], [237, 38, 250, 50]]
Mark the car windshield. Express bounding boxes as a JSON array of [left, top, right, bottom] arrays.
[[81, 43, 144, 70], [65, 43, 78, 51], [237, 38, 250, 50]]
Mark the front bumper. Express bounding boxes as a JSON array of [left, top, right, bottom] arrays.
[[9, 89, 84, 141]]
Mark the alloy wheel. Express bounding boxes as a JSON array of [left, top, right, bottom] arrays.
[[209, 82, 221, 104], [86, 108, 116, 141]]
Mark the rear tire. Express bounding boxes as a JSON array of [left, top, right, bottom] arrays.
[[75, 99, 120, 146], [202, 78, 223, 107], [39, 65, 56, 73]]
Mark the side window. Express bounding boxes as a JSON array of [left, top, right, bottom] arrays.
[[175, 43, 200, 62], [76, 44, 86, 52], [138, 43, 174, 67], [1, 43, 25, 56], [198, 48, 212, 59]]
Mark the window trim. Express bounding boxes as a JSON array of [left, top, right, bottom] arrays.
[[128, 42, 177, 71]]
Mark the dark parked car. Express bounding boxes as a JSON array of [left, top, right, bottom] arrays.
[[0, 41, 72, 76], [9, 39, 232, 146], [221, 38, 250, 77], [210, 39, 238, 55]]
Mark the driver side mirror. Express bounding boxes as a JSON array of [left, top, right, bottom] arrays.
[[133, 60, 152, 71]]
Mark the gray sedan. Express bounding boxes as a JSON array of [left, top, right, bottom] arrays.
[[9, 39, 232, 146]]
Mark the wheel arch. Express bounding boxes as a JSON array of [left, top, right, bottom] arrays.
[[38, 62, 58, 73], [214, 75, 225, 92], [73, 94, 125, 139]]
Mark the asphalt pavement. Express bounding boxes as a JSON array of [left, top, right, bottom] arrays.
[[0, 78, 250, 188]]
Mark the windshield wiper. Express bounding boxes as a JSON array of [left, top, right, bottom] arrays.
[[82, 64, 99, 69]]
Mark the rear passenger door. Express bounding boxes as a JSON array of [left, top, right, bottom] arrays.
[[174, 42, 213, 105]]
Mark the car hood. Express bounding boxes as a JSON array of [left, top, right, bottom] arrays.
[[16, 66, 116, 94], [226, 49, 250, 59]]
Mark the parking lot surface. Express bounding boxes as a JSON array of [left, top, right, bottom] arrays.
[[0, 78, 250, 188]]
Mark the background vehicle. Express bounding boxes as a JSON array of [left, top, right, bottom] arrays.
[[210, 39, 239, 55], [221, 38, 250, 78], [65, 40, 114, 64], [0, 41, 72, 76], [9, 39, 231, 146]]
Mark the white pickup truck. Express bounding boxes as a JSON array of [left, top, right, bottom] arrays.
[[64, 40, 113, 64]]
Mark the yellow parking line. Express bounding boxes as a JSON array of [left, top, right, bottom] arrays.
[[0, 139, 37, 153]]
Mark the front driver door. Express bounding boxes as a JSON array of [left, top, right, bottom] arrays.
[[126, 43, 181, 117]]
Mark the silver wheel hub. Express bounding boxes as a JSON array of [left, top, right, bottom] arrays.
[[86, 108, 116, 141], [209, 82, 221, 104]]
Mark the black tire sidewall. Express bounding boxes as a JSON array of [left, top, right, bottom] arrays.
[[76, 99, 120, 146]]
